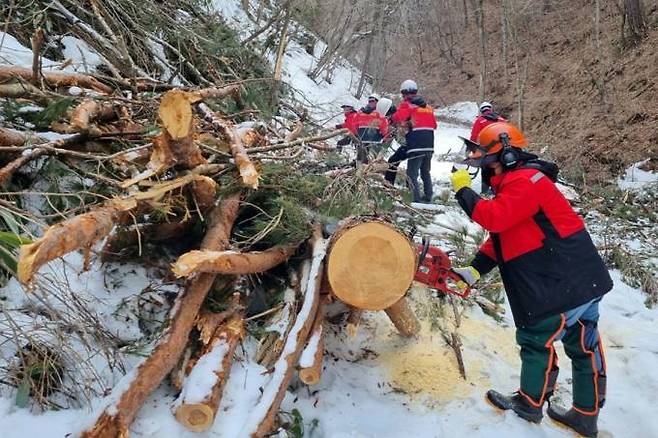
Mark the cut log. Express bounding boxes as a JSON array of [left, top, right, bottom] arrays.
[[158, 90, 206, 168], [298, 300, 325, 386], [69, 98, 116, 131], [172, 243, 298, 278], [240, 229, 326, 437], [326, 219, 417, 311], [255, 288, 296, 368], [173, 315, 244, 432], [197, 103, 260, 189], [17, 198, 137, 285], [30, 28, 45, 86], [81, 193, 241, 438], [190, 176, 218, 212], [384, 296, 420, 337], [345, 307, 363, 338], [0, 65, 113, 94], [0, 128, 44, 147]]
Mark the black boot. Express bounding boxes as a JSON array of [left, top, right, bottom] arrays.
[[486, 390, 543, 423], [547, 404, 598, 437]]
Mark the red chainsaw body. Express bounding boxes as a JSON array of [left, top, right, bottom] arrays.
[[414, 244, 470, 298]]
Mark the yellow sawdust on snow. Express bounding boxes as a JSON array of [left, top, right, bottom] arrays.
[[373, 287, 519, 405]]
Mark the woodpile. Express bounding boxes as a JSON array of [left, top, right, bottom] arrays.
[[1, 9, 429, 436]]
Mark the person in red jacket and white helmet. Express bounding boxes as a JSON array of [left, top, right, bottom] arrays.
[[385, 80, 437, 203], [450, 121, 612, 438], [469, 102, 507, 194], [469, 102, 507, 142], [336, 102, 358, 149]]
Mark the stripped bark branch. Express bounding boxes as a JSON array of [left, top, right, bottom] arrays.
[[81, 193, 241, 438], [172, 243, 298, 278]]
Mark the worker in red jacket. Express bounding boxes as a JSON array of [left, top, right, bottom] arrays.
[[336, 102, 358, 149], [469, 101, 507, 141], [450, 122, 612, 438], [469, 102, 507, 195], [352, 106, 389, 163], [386, 80, 437, 203]]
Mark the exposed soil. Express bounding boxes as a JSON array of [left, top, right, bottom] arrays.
[[382, 2, 658, 185]]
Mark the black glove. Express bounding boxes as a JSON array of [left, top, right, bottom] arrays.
[[337, 136, 351, 146]]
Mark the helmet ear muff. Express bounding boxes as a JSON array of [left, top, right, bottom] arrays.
[[499, 133, 520, 169]]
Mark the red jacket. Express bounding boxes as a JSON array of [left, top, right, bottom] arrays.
[[337, 111, 358, 135], [469, 113, 507, 142], [391, 100, 437, 130], [391, 97, 437, 154], [456, 165, 612, 327], [352, 109, 389, 141]]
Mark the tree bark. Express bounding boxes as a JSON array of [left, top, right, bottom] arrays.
[[384, 296, 420, 337], [298, 301, 325, 385], [241, 229, 327, 437], [81, 194, 241, 438], [197, 102, 260, 189], [624, 0, 646, 42], [173, 315, 244, 432], [172, 244, 299, 278], [0, 65, 113, 94]]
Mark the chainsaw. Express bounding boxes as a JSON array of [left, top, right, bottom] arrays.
[[414, 236, 471, 298]]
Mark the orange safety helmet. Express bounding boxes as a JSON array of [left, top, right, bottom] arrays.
[[465, 122, 528, 167]]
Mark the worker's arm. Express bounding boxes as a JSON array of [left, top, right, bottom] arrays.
[[456, 175, 540, 233]]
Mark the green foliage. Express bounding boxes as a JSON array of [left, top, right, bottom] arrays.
[[279, 408, 319, 438], [31, 98, 76, 129], [0, 231, 31, 275]]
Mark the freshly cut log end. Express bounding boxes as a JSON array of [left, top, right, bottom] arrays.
[[385, 296, 420, 337], [174, 404, 214, 432], [80, 412, 128, 438], [159, 90, 195, 140], [327, 220, 417, 311]]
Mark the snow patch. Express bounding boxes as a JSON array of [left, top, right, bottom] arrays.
[[618, 159, 658, 191]]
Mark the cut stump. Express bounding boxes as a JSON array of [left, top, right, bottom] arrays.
[[326, 219, 416, 311]]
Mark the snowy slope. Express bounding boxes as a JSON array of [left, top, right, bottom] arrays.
[[211, 0, 366, 125]]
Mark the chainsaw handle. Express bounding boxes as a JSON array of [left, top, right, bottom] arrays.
[[445, 269, 471, 298]]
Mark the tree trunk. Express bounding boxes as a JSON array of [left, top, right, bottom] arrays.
[[475, 0, 486, 102], [298, 298, 325, 385], [384, 296, 420, 337], [81, 194, 241, 438], [624, 0, 646, 42], [172, 244, 299, 278], [241, 229, 327, 437], [326, 218, 417, 311], [0, 65, 113, 94], [173, 315, 244, 432]]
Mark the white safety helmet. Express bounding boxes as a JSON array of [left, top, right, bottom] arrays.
[[340, 101, 355, 109], [367, 93, 380, 101], [479, 101, 493, 113], [400, 79, 418, 93]]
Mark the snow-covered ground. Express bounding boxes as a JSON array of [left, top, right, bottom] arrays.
[[2, 2, 658, 437]]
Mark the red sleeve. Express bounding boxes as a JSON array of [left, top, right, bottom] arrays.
[[379, 114, 389, 138], [391, 103, 411, 125], [344, 113, 358, 135], [469, 117, 483, 141], [471, 175, 540, 233], [479, 237, 496, 260]]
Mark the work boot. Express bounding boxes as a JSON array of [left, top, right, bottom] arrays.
[[547, 404, 598, 437], [486, 390, 543, 423]]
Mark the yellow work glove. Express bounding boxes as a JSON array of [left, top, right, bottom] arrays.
[[452, 266, 480, 291], [450, 169, 471, 192]]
